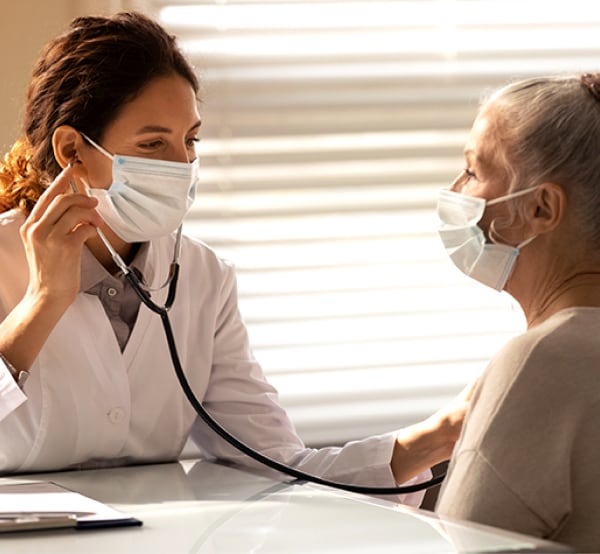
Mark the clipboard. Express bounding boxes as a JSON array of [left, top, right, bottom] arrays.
[[0, 481, 142, 532]]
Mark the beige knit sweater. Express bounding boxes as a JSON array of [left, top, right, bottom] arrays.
[[436, 307, 600, 553]]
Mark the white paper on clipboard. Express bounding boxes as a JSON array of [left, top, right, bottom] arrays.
[[0, 481, 142, 532]]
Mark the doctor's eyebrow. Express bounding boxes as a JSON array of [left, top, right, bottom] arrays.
[[135, 121, 202, 135]]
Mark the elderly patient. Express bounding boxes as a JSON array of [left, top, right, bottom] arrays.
[[434, 72, 600, 553]]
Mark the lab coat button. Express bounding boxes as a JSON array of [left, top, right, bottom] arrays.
[[108, 407, 126, 424]]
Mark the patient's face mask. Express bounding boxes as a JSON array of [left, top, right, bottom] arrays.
[[81, 133, 198, 243], [437, 186, 538, 291]]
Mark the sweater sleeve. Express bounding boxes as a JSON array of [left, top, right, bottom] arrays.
[[435, 322, 584, 540], [436, 448, 552, 538]]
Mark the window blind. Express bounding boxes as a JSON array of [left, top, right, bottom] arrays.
[[138, 0, 600, 446]]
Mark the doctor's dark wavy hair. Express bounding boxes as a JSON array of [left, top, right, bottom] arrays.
[[478, 72, 600, 248], [0, 11, 199, 214]]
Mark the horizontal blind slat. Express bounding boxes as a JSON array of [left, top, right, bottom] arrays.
[[151, 0, 595, 445]]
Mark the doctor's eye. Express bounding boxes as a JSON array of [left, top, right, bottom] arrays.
[[464, 168, 477, 179], [139, 139, 165, 150], [186, 136, 200, 149]]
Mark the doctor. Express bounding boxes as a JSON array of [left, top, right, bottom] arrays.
[[0, 11, 468, 505]]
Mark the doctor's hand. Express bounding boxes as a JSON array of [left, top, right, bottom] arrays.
[[20, 164, 101, 308], [0, 165, 102, 374], [390, 379, 477, 485]]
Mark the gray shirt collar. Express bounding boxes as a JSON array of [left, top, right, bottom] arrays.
[[80, 242, 150, 293]]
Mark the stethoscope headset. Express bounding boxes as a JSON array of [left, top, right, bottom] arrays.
[[93, 218, 446, 496]]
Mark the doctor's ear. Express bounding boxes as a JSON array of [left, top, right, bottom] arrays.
[[52, 126, 86, 170], [529, 183, 566, 235]]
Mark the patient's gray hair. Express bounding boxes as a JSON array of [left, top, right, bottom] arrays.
[[480, 73, 600, 247]]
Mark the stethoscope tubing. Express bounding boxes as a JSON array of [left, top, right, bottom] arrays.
[[124, 261, 446, 495]]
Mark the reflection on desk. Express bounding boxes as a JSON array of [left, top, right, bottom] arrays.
[[0, 459, 573, 553]]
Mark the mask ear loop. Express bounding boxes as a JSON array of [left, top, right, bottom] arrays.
[[80, 132, 114, 160], [516, 234, 537, 250], [78, 131, 181, 291], [486, 185, 540, 247], [486, 185, 539, 206]]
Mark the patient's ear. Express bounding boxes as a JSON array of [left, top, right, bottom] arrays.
[[529, 183, 566, 235], [52, 126, 84, 169]]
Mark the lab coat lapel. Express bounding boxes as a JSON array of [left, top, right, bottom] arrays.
[[48, 293, 129, 392], [122, 238, 170, 368]]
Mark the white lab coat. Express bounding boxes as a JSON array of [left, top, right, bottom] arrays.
[[0, 209, 428, 505]]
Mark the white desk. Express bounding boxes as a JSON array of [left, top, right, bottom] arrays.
[[0, 459, 573, 553]]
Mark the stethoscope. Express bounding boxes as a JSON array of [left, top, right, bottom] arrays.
[[96, 224, 446, 496]]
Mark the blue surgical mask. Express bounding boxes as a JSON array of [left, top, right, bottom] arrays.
[[437, 186, 538, 291], [81, 133, 198, 243]]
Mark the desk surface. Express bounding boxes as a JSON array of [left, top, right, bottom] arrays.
[[0, 459, 572, 553]]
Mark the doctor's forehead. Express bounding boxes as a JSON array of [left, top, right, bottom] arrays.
[[103, 75, 201, 136]]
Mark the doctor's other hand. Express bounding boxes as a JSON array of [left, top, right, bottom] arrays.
[[20, 164, 101, 308], [390, 379, 477, 485]]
